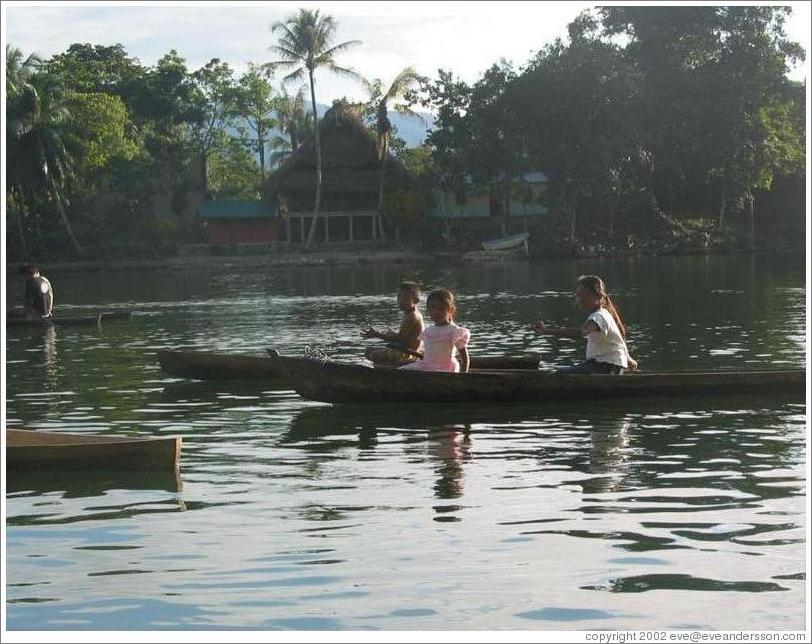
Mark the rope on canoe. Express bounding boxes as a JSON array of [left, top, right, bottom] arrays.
[[303, 345, 331, 363]]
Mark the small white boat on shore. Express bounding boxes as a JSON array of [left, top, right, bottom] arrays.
[[481, 231, 529, 252]]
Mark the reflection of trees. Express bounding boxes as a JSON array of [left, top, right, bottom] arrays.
[[6, 326, 65, 423]]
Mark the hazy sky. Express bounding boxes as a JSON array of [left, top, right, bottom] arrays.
[[4, 1, 811, 103]]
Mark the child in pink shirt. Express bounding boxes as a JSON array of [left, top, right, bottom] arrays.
[[400, 288, 470, 373]]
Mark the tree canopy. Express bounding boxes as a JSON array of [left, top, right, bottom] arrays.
[[5, 5, 806, 259]]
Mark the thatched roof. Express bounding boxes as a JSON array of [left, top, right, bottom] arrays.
[[265, 100, 410, 196]]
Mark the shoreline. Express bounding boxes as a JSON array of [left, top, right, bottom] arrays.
[[4, 248, 435, 273], [5, 245, 803, 274]]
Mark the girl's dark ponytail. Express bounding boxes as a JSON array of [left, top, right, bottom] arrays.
[[602, 295, 627, 339], [577, 275, 627, 339]]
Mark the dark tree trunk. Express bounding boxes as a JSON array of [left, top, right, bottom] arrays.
[[747, 193, 755, 251], [305, 70, 322, 249], [376, 135, 388, 243], [53, 191, 83, 254]]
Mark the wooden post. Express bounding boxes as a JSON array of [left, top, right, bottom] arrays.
[[325, 212, 330, 243], [349, 214, 354, 242], [300, 216, 305, 243], [371, 213, 377, 241], [286, 218, 291, 244]]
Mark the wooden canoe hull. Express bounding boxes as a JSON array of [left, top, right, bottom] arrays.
[[158, 349, 539, 382], [371, 353, 541, 370], [6, 310, 132, 328], [158, 349, 290, 384], [6, 429, 181, 471], [268, 352, 806, 404]]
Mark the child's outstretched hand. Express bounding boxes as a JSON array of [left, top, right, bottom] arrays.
[[628, 356, 639, 371], [532, 320, 548, 335]]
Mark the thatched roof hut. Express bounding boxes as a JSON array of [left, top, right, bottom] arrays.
[[265, 100, 411, 212]]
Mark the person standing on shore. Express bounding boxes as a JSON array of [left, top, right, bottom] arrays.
[[20, 264, 54, 319]]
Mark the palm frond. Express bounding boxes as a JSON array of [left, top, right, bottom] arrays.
[[271, 21, 304, 51], [267, 45, 302, 63], [322, 63, 362, 81], [384, 66, 421, 101], [320, 39, 362, 59], [282, 67, 307, 84]]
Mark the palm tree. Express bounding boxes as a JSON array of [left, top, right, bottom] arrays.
[[266, 8, 361, 248], [362, 66, 423, 241], [6, 45, 42, 256], [276, 86, 311, 150], [6, 45, 41, 99], [6, 63, 83, 255], [265, 87, 310, 167]]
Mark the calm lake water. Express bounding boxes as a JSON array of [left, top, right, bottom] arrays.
[[4, 254, 807, 631]]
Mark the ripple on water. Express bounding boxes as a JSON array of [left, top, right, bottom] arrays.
[[4, 257, 807, 630]]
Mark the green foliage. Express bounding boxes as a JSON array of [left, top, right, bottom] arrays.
[[381, 188, 432, 241], [207, 134, 262, 199], [46, 43, 144, 96], [64, 92, 140, 173], [5, 5, 805, 260], [416, 69, 472, 196], [412, 5, 804, 251], [233, 63, 278, 178]]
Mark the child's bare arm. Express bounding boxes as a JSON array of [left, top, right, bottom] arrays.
[[457, 347, 470, 373], [533, 321, 584, 339], [361, 325, 396, 340]]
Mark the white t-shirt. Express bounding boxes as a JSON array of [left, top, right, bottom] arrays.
[[585, 308, 628, 367]]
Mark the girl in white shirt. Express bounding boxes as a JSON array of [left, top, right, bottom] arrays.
[[533, 275, 637, 374]]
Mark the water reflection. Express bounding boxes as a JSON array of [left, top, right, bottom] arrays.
[[4, 256, 806, 630], [584, 417, 632, 494], [6, 467, 182, 498], [428, 426, 472, 503], [42, 325, 59, 390]]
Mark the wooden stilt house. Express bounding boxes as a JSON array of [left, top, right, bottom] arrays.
[[265, 101, 411, 244]]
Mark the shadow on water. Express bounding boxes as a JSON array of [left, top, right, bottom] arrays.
[[580, 573, 789, 593], [6, 468, 182, 497], [6, 467, 187, 527], [282, 392, 802, 442]]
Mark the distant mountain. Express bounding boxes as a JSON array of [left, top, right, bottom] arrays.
[[387, 109, 434, 147]]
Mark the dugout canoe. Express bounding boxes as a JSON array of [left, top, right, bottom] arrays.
[[266, 350, 806, 404], [158, 349, 290, 385], [371, 352, 540, 370], [6, 309, 133, 328], [158, 349, 539, 382], [6, 428, 181, 471]]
